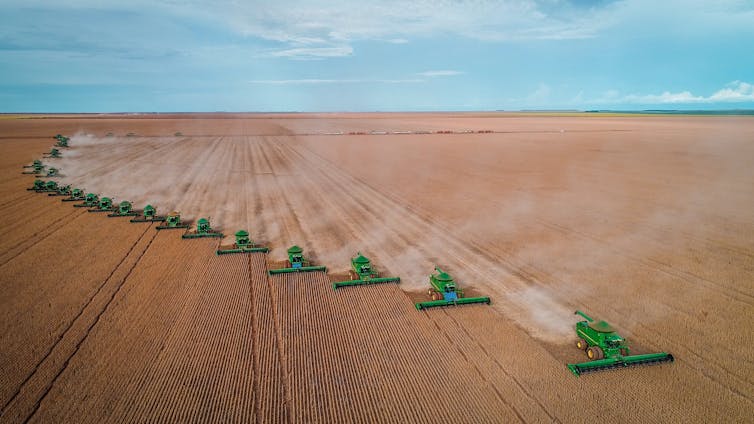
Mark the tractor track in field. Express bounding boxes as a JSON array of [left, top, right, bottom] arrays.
[[2, 222, 156, 423], [0, 206, 83, 268]]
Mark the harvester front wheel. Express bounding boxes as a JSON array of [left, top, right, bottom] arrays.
[[587, 346, 604, 360], [576, 339, 588, 350]]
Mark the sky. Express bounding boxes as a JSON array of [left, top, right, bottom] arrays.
[[0, 0, 753, 112]]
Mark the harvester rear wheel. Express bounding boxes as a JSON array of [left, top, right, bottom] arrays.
[[576, 339, 588, 350], [587, 346, 604, 360]]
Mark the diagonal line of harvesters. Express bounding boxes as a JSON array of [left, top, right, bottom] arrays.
[[20, 133, 675, 377]]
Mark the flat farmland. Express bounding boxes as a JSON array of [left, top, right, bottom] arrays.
[[1, 113, 752, 422]]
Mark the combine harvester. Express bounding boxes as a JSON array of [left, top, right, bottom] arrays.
[[27, 179, 46, 191], [415, 267, 491, 310], [62, 188, 86, 202], [48, 184, 72, 197], [88, 197, 115, 213], [74, 193, 99, 208], [216, 230, 268, 254], [45, 167, 60, 177], [54, 135, 70, 147], [182, 217, 223, 239], [35, 181, 59, 193], [44, 148, 62, 158], [567, 310, 674, 376], [107, 201, 139, 218], [268, 245, 326, 275], [130, 205, 165, 222], [332, 252, 400, 289], [22, 161, 45, 175], [130, 204, 165, 222], [156, 211, 190, 230]]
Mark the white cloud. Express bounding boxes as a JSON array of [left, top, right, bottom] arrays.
[[267, 46, 353, 59], [417, 70, 463, 77], [621, 81, 754, 104]]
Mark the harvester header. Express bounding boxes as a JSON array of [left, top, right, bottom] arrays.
[[415, 266, 491, 310], [332, 252, 400, 289], [268, 245, 326, 275], [567, 310, 674, 376]]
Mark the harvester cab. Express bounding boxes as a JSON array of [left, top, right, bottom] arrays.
[[108, 201, 138, 217], [332, 252, 400, 289], [130, 204, 166, 222], [215, 230, 268, 254], [74, 193, 99, 208], [268, 245, 326, 275], [182, 217, 224, 239], [62, 188, 86, 202], [415, 267, 491, 310], [567, 310, 674, 376], [155, 211, 190, 230], [27, 179, 46, 191], [89, 197, 115, 212]]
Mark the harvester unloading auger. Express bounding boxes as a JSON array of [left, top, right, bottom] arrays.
[[130, 205, 166, 222], [332, 252, 400, 289], [415, 267, 491, 310], [567, 310, 674, 376], [182, 217, 223, 239], [268, 245, 326, 275], [108, 201, 139, 218], [156, 211, 190, 230], [215, 230, 268, 254]]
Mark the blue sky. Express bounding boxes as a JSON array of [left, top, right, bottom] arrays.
[[0, 0, 753, 112]]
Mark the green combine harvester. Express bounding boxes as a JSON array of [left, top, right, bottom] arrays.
[[44, 148, 62, 158], [415, 267, 491, 310], [182, 217, 223, 239], [54, 135, 70, 147], [48, 184, 72, 197], [268, 245, 326, 275], [35, 180, 59, 193], [74, 193, 99, 208], [567, 310, 674, 376], [130, 204, 165, 222], [45, 167, 59, 177], [22, 161, 45, 175], [216, 230, 268, 254], [88, 197, 115, 212], [107, 201, 138, 218], [156, 211, 190, 230], [27, 179, 46, 191], [62, 188, 85, 202], [332, 252, 400, 289]]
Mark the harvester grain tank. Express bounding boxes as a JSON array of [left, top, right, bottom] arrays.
[[62, 188, 86, 202], [74, 193, 99, 208], [130, 204, 165, 222], [44, 148, 62, 158], [415, 267, 491, 310], [182, 217, 224, 239], [108, 201, 139, 218], [215, 230, 268, 254], [89, 197, 115, 212], [567, 310, 674, 376], [27, 179, 46, 191], [155, 211, 190, 230], [332, 252, 400, 289], [268, 245, 326, 275]]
